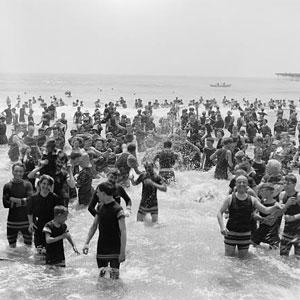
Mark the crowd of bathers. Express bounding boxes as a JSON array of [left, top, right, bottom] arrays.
[[1, 93, 300, 277]]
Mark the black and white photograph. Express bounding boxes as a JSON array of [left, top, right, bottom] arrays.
[[0, 0, 300, 299]]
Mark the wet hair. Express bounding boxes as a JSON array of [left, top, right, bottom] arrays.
[[259, 183, 274, 191], [107, 168, 120, 177], [97, 182, 116, 196], [284, 174, 297, 184], [217, 129, 224, 137], [12, 162, 25, 171], [54, 205, 68, 217], [222, 137, 233, 145], [38, 175, 54, 187], [70, 152, 82, 160], [127, 143, 136, 153], [163, 140, 172, 148]]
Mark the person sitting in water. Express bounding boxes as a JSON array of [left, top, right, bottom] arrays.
[[43, 206, 79, 267]]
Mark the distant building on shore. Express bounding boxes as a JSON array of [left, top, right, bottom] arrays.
[[275, 73, 300, 81]]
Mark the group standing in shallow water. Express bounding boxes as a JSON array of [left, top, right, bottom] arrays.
[[1, 94, 300, 279]]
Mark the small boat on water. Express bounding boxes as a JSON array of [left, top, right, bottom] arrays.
[[209, 83, 231, 88]]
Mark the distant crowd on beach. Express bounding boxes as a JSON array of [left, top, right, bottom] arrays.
[[0, 92, 300, 279]]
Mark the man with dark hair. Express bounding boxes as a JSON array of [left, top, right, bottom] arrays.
[[88, 168, 132, 217], [2, 162, 33, 247], [153, 140, 181, 183]]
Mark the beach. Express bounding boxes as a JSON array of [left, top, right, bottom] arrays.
[[0, 74, 300, 300]]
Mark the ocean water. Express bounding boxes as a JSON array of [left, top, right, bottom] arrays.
[[0, 74, 300, 300]]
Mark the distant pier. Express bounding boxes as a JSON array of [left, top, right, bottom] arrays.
[[275, 73, 300, 80]]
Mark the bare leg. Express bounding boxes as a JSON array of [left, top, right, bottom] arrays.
[[137, 212, 144, 222], [224, 244, 236, 257], [237, 248, 249, 259], [151, 214, 158, 223]]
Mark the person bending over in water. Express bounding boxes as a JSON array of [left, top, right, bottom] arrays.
[[217, 175, 286, 258], [130, 162, 167, 223], [83, 182, 126, 279]]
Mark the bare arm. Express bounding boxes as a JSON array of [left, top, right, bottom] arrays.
[[84, 215, 99, 245], [217, 196, 230, 233], [226, 150, 233, 168], [45, 232, 66, 244], [118, 217, 127, 262]]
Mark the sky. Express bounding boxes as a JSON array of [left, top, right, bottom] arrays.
[[1, 0, 300, 77]]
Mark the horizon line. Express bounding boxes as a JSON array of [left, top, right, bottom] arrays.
[[0, 72, 275, 79]]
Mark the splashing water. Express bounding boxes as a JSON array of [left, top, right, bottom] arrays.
[[0, 74, 300, 299]]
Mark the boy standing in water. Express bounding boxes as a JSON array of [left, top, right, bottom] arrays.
[[43, 206, 79, 267], [83, 182, 127, 279], [130, 162, 167, 223]]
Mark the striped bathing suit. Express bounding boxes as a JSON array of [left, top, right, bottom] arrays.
[[2, 180, 33, 246], [225, 193, 254, 250]]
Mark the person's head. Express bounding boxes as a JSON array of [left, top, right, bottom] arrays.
[[72, 137, 82, 149], [107, 168, 120, 184], [12, 162, 25, 180], [127, 143, 136, 154], [106, 132, 113, 140], [144, 162, 154, 176], [70, 152, 82, 166], [38, 175, 54, 195], [56, 150, 68, 169], [284, 174, 297, 192], [222, 137, 232, 149], [70, 129, 77, 136], [95, 139, 105, 150], [84, 137, 92, 149], [96, 182, 116, 204], [163, 140, 172, 149], [79, 153, 92, 168], [234, 150, 245, 164], [216, 129, 224, 139], [206, 137, 214, 148], [235, 175, 248, 193], [53, 206, 68, 224], [254, 136, 264, 147], [46, 139, 56, 153], [239, 127, 246, 136], [232, 126, 238, 135], [61, 113, 65, 119], [258, 183, 274, 199], [266, 159, 282, 176], [254, 147, 263, 160]]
